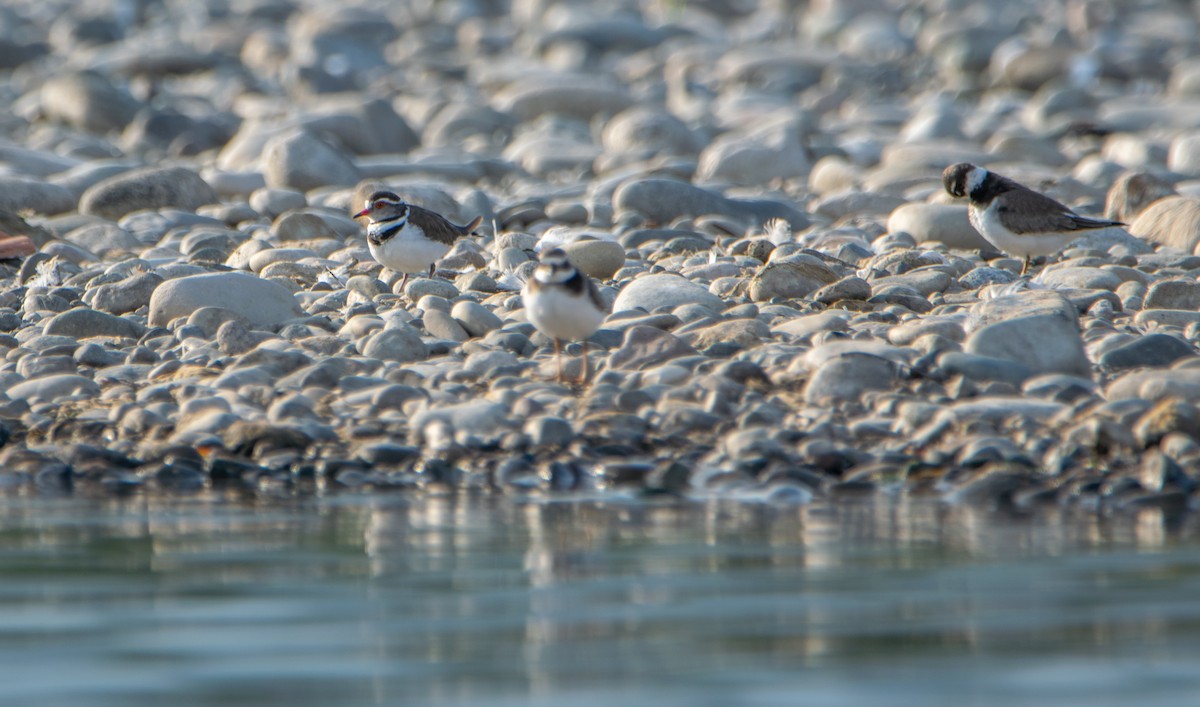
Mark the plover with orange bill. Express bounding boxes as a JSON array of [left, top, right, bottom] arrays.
[[354, 190, 482, 289]]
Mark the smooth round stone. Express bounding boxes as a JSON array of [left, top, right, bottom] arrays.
[[804, 353, 896, 404], [1105, 171, 1176, 223], [601, 107, 700, 156], [402, 278, 459, 301], [992, 44, 1072, 91], [216, 321, 273, 354], [41, 70, 141, 133], [410, 400, 514, 446], [17, 354, 75, 379], [960, 266, 1018, 289], [260, 262, 324, 286], [808, 156, 860, 196], [1036, 267, 1123, 291], [454, 272, 501, 294], [612, 178, 732, 224], [422, 309, 469, 342], [148, 272, 302, 329], [560, 240, 625, 280], [262, 129, 361, 191], [0, 177, 75, 215], [504, 134, 602, 177], [607, 325, 698, 371], [79, 166, 218, 220], [450, 301, 502, 337], [463, 350, 520, 376], [966, 312, 1089, 377], [247, 248, 321, 273], [814, 191, 907, 220], [188, 307, 253, 338], [496, 79, 634, 121], [938, 352, 1033, 386], [1103, 134, 1169, 169], [1144, 279, 1200, 310], [1135, 310, 1200, 329], [424, 102, 514, 146], [85, 272, 163, 314], [199, 168, 266, 198], [1107, 368, 1200, 402], [771, 311, 850, 338], [683, 319, 770, 351], [696, 119, 811, 186], [49, 162, 136, 201], [250, 188, 307, 218], [888, 316, 966, 345], [0, 141, 79, 180], [748, 257, 840, 302], [339, 315, 383, 339], [611, 274, 724, 313], [813, 277, 870, 309], [887, 203, 991, 250], [986, 134, 1067, 167], [1168, 132, 1200, 177], [416, 295, 451, 313], [870, 270, 952, 296], [43, 308, 145, 339], [1100, 333, 1195, 370], [496, 247, 530, 272], [272, 211, 339, 242], [359, 323, 428, 363], [7, 374, 100, 403], [179, 229, 245, 257], [525, 415, 574, 447]]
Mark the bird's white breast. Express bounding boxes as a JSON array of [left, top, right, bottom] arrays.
[[970, 202, 1077, 257], [523, 283, 605, 342], [367, 222, 450, 274]]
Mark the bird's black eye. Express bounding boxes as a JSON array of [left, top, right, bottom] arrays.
[[373, 200, 386, 210]]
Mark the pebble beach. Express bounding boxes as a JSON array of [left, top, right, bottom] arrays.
[[0, 0, 1199, 510]]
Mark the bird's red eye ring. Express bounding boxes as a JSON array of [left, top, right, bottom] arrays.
[[373, 200, 386, 210]]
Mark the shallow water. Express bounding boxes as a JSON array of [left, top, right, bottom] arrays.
[[2, 493, 1199, 706]]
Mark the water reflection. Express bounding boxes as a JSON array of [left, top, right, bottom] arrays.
[[0, 494, 1199, 705]]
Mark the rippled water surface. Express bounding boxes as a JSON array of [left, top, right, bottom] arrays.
[[2, 494, 1200, 706]]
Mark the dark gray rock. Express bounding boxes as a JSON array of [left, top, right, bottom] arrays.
[[262, 129, 360, 190], [939, 352, 1033, 386], [79, 167, 218, 219], [0, 178, 75, 215], [614, 177, 809, 228], [43, 308, 145, 339], [423, 308, 469, 341], [86, 272, 163, 314], [608, 325, 698, 370], [1144, 279, 1200, 310], [805, 353, 897, 404], [1100, 333, 1195, 370], [41, 70, 141, 133]]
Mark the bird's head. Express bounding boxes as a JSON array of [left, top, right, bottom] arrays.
[[354, 191, 408, 223]]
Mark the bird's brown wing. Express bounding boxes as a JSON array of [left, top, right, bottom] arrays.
[[997, 190, 1124, 234], [407, 206, 477, 245]]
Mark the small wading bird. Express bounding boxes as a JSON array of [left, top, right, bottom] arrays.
[[523, 248, 610, 385], [942, 162, 1124, 275], [354, 190, 482, 290]]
